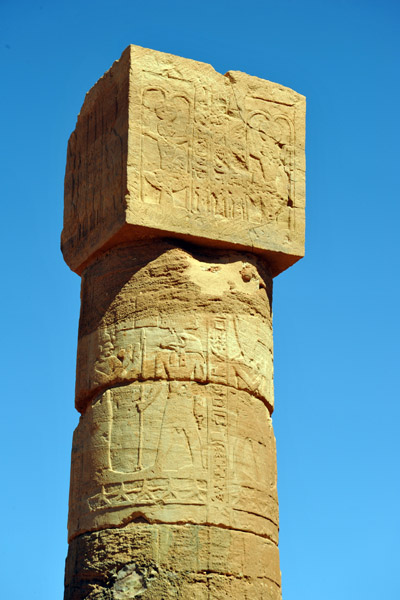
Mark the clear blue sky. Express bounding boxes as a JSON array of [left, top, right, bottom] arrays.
[[1, 1, 399, 598]]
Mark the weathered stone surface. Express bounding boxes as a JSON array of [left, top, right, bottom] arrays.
[[69, 381, 278, 542], [74, 242, 273, 413], [63, 46, 306, 599], [62, 45, 305, 277], [68, 244, 278, 545], [65, 524, 281, 600]]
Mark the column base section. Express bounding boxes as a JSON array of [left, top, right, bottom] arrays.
[[65, 523, 281, 599]]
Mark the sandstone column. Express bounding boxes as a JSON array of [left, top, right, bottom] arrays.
[[62, 45, 305, 600]]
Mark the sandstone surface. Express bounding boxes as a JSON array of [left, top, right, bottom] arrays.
[[62, 45, 305, 276], [62, 45, 305, 599]]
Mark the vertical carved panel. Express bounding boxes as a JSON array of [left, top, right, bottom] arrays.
[[140, 72, 194, 209]]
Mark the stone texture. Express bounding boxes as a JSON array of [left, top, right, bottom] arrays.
[[62, 45, 306, 599], [74, 242, 273, 413], [65, 524, 281, 600], [68, 244, 278, 549], [62, 45, 305, 277]]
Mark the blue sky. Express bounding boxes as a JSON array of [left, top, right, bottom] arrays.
[[1, 0, 399, 598]]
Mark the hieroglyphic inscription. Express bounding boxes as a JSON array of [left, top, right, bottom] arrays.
[[141, 71, 193, 210], [76, 311, 273, 410], [62, 46, 305, 280], [138, 67, 296, 227], [69, 381, 278, 541], [209, 387, 229, 507], [63, 58, 127, 248], [246, 94, 296, 232]]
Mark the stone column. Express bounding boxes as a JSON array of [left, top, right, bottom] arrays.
[[62, 45, 305, 600]]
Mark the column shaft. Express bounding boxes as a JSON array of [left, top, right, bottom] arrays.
[[65, 241, 281, 599]]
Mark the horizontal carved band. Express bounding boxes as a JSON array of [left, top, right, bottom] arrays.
[[69, 381, 278, 543], [76, 311, 273, 412]]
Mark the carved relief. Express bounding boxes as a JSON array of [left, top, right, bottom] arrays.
[[76, 312, 273, 410], [245, 96, 295, 227], [69, 382, 278, 541], [141, 73, 193, 209], [137, 67, 296, 231], [62, 46, 305, 278], [209, 388, 229, 506], [155, 328, 205, 381], [63, 65, 127, 251], [110, 383, 164, 473]]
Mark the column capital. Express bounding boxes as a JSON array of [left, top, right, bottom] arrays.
[[62, 45, 305, 276]]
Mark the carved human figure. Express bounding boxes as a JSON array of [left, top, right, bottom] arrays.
[[142, 89, 191, 207], [94, 334, 141, 386], [155, 328, 205, 380], [247, 112, 280, 190], [154, 381, 204, 473], [93, 334, 123, 385], [110, 385, 163, 473], [274, 116, 294, 204], [63, 46, 305, 599], [209, 317, 266, 395]]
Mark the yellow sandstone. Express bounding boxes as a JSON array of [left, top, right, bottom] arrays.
[[62, 45, 305, 277], [62, 45, 305, 600]]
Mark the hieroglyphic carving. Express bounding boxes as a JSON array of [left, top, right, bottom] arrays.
[[69, 381, 278, 541], [154, 381, 205, 473], [209, 387, 229, 507], [110, 383, 164, 473], [207, 314, 272, 399], [229, 389, 278, 520], [138, 66, 296, 228], [76, 312, 273, 409], [155, 328, 206, 381], [63, 57, 127, 249], [62, 46, 305, 282], [141, 72, 193, 209], [63, 48, 306, 599], [245, 94, 295, 227]]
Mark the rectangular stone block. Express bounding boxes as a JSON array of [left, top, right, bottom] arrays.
[[62, 45, 305, 276]]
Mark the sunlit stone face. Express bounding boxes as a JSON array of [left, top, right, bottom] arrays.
[[62, 45, 305, 276], [63, 45, 306, 600]]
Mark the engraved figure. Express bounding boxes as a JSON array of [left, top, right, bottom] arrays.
[[208, 317, 267, 396], [110, 385, 163, 473], [93, 332, 124, 385], [154, 381, 204, 473], [227, 357, 266, 396], [230, 396, 272, 496], [227, 319, 268, 396], [118, 340, 142, 379], [247, 112, 280, 188], [247, 109, 294, 223], [93, 330, 142, 386], [155, 328, 205, 380], [142, 87, 191, 208]]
